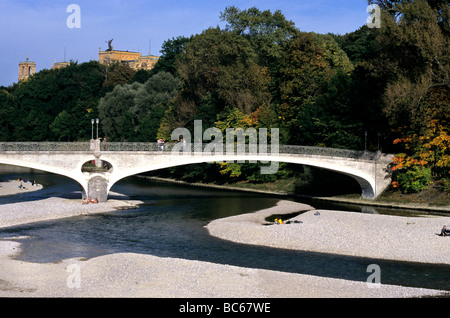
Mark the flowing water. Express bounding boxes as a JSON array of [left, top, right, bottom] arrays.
[[0, 165, 449, 292]]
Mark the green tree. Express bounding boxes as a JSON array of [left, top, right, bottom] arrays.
[[220, 6, 298, 65], [331, 25, 380, 64], [99, 72, 180, 141], [0, 88, 16, 141], [167, 27, 271, 132], [375, 0, 450, 190], [102, 62, 136, 88], [134, 72, 180, 141], [52, 61, 107, 140], [296, 70, 363, 149], [12, 69, 61, 140], [312, 33, 353, 73], [150, 36, 192, 76], [220, 6, 299, 102], [131, 69, 153, 84], [98, 82, 142, 141], [6, 61, 106, 141], [49, 110, 74, 141], [275, 32, 353, 144], [376, 0, 449, 130]]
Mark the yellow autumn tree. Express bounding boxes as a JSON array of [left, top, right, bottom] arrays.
[[391, 105, 450, 193]]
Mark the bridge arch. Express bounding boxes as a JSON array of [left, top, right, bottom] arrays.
[[103, 153, 378, 200], [0, 153, 93, 198]]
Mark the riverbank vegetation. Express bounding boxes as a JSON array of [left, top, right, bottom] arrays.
[[0, 0, 448, 200]]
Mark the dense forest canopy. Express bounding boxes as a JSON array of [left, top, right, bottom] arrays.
[[1, 1, 448, 193]]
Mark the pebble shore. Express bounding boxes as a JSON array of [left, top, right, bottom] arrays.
[[0, 180, 449, 298]]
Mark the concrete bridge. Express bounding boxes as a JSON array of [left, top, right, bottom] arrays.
[[0, 141, 393, 202]]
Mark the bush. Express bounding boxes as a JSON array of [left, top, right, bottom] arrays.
[[442, 178, 450, 192], [394, 166, 433, 194]]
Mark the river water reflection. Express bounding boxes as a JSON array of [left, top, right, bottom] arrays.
[[0, 165, 449, 292]]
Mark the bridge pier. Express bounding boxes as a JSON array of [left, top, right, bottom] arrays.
[[87, 175, 108, 203], [360, 185, 375, 200]]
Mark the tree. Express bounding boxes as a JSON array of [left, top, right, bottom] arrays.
[[376, 0, 449, 130], [168, 27, 271, 132], [220, 6, 299, 100], [102, 62, 136, 88], [331, 25, 380, 64], [0, 89, 16, 141], [52, 61, 107, 140], [312, 33, 354, 73], [133, 72, 180, 141], [50, 110, 74, 141], [98, 82, 142, 141], [99, 72, 180, 141], [150, 36, 192, 76], [131, 69, 153, 84], [371, 0, 450, 190], [369, 0, 449, 12], [4, 61, 106, 141], [11, 69, 61, 140], [391, 86, 450, 182], [275, 32, 354, 144], [220, 6, 298, 65], [295, 70, 364, 149]]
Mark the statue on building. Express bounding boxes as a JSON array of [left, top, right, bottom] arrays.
[[106, 39, 114, 51]]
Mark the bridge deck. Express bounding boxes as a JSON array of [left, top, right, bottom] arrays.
[[0, 142, 386, 161]]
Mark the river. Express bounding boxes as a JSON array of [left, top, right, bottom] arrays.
[[0, 165, 449, 292]]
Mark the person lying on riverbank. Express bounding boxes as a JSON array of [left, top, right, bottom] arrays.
[[274, 218, 302, 225], [82, 197, 98, 205], [274, 218, 284, 225], [17, 178, 39, 186]]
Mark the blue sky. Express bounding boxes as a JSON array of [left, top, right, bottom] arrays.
[[0, 0, 370, 87]]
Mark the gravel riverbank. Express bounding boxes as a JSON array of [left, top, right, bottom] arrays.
[[207, 200, 450, 265], [0, 180, 448, 298]]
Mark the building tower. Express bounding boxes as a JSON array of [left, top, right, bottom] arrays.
[[18, 55, 36, 82]]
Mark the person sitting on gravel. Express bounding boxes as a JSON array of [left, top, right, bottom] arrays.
[[440, 225, 449, 236], [274, 218, 284, 225], [82, 197, 98, 204]]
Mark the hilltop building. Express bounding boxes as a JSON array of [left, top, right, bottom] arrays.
[[18, 40, 159, 82], [18, 55, 36, 82], [98, 40, 159, 71], [51, 59, 70, 70]]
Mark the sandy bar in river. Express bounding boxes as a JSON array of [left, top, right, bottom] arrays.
[[0, 181, 448, 298]]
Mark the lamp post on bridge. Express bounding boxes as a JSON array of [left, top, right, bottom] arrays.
[[96, 118, 99, 140], [90, 118, 102, 167], [91, 119, 94, 140], [365, 131, 368, 152], [377, 131, 381, 152]]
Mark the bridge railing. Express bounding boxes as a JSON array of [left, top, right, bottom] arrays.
[[279, 145, 381, 160], [0, 142, 91, 151], [0, 142, 383, 160], [102, 142, 380, 159]]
